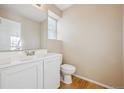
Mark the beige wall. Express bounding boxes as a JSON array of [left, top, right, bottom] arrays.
[[41, 19, 48, 49], [58, 5, 123, 88], [0, 8, 45, 49], [47, 39, 62, 53], [123, 5, 124, 87]]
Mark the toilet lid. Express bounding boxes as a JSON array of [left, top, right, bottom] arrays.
[[61, 64, 76, 71]]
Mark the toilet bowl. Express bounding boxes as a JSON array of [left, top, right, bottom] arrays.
[[61, 64, 76, 84]]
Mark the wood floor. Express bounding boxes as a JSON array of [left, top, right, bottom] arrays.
[[59, 76, 106, 89]]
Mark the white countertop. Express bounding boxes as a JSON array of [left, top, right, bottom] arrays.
[[0, 52, 62, 69]]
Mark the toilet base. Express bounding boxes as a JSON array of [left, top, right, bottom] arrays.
[[63, 75, 72, 84]]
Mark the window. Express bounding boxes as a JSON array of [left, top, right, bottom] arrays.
[[10, 36, 21, 50], [48, 16, 57, 39]]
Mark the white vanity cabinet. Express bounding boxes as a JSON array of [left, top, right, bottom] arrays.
[[0, 53, 62, 89], [0, 61, 43, 89], [44, 55, 62, 89]]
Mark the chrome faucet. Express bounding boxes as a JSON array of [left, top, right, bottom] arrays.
[[24, 50, 35, 56]]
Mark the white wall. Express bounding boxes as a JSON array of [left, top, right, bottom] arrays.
[[58, 5, 123, 88], [0, 8, 45, 49]]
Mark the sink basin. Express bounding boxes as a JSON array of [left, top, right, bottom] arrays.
[[19, 49, 47, 62], [19, 56, 36, 62]]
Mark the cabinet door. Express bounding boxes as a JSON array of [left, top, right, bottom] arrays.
[[0, 61, 43, 89], [44, 56, 61, 89]]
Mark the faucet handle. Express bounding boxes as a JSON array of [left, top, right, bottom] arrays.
[[24, 50, 35, 56]]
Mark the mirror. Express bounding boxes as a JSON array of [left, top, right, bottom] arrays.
[[0, 4, 48, 51]]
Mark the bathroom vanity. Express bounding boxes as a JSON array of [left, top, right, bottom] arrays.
[[0, 50, 62, 89], [0, 5, 62, 89]]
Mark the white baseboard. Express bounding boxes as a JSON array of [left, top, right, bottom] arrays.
[[73, 74, 115, 89]]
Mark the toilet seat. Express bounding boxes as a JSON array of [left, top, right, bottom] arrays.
[[61, 64, 75, 71], [61, 64, 76, 84]]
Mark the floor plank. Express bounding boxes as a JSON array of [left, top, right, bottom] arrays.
[[59, 76, 106, 89]]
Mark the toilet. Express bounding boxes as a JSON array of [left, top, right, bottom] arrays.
[[61, 64, 76, 84]]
